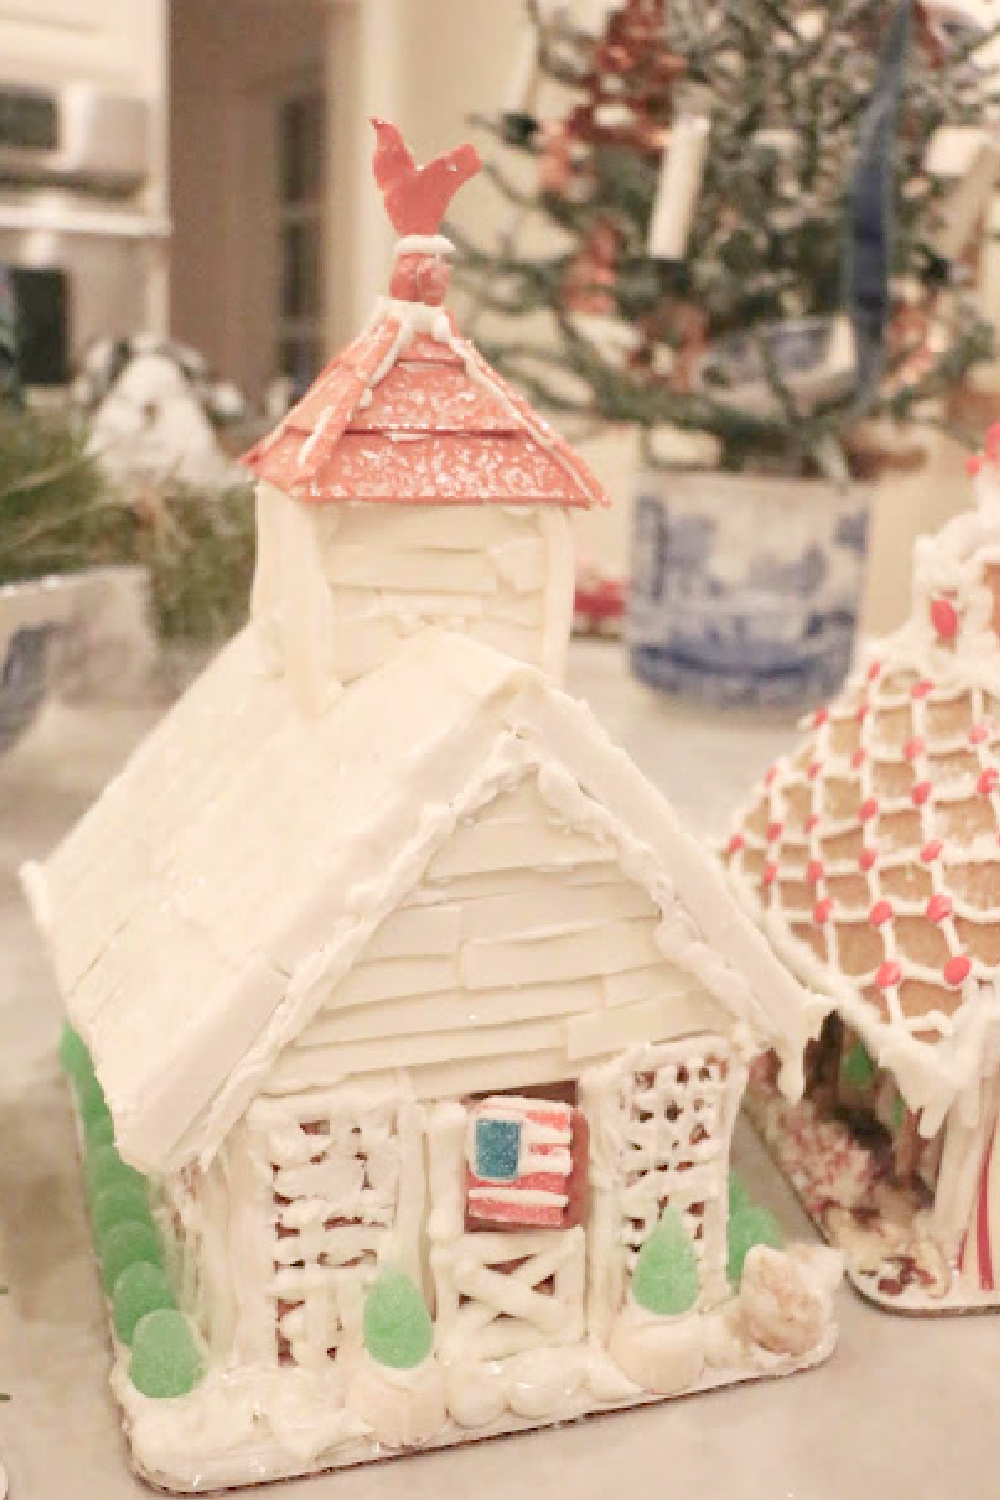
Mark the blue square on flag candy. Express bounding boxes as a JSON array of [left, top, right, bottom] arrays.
[[475, 1117, 521, 1181]]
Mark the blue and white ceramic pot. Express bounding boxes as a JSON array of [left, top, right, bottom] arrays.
[[627, 470, 871, 710], [0, 567, 154, 753]]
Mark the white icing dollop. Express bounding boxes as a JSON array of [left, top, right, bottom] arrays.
[[608, 1294, 706, 1396], [737, 1244, 843, 1359], [346, 1349, 447, 1449]]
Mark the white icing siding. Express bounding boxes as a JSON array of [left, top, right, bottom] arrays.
[[311, 504, 560, 681], [268, 777, 728, 1100]]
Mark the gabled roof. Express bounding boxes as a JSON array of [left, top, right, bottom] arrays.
[[241, 300, 610, 508], [27, 629, 817, 1174], [724, 478, 1000, 1132]]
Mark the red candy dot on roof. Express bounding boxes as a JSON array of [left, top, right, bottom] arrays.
[[969, 724, 990, 745], [851, 749, 866, 769], [806, 860, 824, 885], [762, 863, 778, 887], [869, 900, 893, 927], [860, 798, 879, 823], [813, 708, 829, 728], [859, 847, 878, 872], [966, 454, 984, 477], [912, 781, 932, 807], [856, 703, 869, 723], [903, 737, 925, 761], [977, 768, 999, 796], [911, 680, 934, 700], [944, 954, 972, 988], [766, 821, 783, 842], [807, 760, 823, 780], [930, 597, 960, 642], [876, 960, 902, 990], [805, 813, 820, 832], [813, 898, 833, 925], [927, 893, 953, 923], [867, 662, 881, 683], [726, 834, 744, 857], [764, 766, 777, 787], [921, 839, 943, 863]]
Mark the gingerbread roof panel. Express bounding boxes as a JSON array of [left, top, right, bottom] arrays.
[[255, 430, 598, 505], [241, 305, 610, 509], [346, 362, 521, 434]]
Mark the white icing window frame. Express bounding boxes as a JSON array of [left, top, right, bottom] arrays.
[[234, 1085, 425, 1369], [581, 1036, 746, 1338]]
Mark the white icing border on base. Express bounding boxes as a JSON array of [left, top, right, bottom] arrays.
[[111, 1329, 839, 1493]]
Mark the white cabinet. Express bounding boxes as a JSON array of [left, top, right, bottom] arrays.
[[0, 0, 165, 91]]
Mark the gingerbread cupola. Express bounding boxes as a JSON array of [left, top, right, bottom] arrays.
[[242, 121, 609, 707]]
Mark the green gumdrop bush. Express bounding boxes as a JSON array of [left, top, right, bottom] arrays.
[[92, 1183, 154, 1246], [727, 1203, 784, 1287], [113, 1262, 176, 1345], [728, 1173, 752, 1220], [841, 1039, 877, 1091], [85, 1145, 146, 1207], [362, 1268, 434, 1369], [100, 1220, 163, 1295], [59, 1023, 93, 1085], [78, 1074, 111, 1132], [129, 1309, 203, 1398], [632, 1206, 700, 1316], [84, 1113, 115, 1152]]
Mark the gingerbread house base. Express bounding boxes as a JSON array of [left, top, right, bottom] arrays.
[[745, 1073, 1000, 1314], [111, 1331, 838, 1493]]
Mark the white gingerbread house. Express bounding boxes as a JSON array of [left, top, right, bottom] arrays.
[[26, 127, 838, 1491]]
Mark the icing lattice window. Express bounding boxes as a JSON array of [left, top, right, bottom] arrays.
[[266, 1099, 403, 1368], [617, 1040, 739, 1300]]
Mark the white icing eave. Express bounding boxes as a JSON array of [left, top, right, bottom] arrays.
[[33, 629, 820, 1174]]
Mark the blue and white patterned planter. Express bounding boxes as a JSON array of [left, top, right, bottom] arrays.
[[0, 567, 155, 753], [627, 471, 870, 710]]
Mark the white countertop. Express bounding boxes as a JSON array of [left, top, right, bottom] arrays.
[[0, 640, 996, 1499]]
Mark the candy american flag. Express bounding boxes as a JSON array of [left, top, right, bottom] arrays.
[[466, 1097, 574, 1229]]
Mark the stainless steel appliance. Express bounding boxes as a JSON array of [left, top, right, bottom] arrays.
[[0, 82, 166, 383]]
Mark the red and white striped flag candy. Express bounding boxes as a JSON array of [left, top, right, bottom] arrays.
[[466, 1097, 573, 1229]]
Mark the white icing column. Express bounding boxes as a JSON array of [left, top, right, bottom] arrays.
[[252, 480, 338, 713], [538, 506, 575, 681]]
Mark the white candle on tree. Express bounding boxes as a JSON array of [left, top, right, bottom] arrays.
[[648, 114, 710, 261]]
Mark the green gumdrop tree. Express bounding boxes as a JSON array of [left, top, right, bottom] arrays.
[[632, 1205, 700, 1315], [727, 1201, 783, 1287], [362, 1268, 434, 1370]]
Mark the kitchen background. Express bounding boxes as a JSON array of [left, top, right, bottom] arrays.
[[1, 0, 999, 619]]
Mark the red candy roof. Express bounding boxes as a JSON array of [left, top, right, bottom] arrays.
[[241, 124, 610, 511]]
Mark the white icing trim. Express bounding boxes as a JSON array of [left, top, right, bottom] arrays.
[[393, 234, 454, 260]]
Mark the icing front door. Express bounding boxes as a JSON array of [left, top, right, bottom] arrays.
[[427, 1092, 588, 1360]]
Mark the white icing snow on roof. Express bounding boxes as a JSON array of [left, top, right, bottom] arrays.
[[27, 628, 821, 1172]]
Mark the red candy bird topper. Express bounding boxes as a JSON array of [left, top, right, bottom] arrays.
[[371, 120, 481, 304]]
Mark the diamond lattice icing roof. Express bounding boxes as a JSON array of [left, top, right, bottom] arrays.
[[724, 482, 1000, 1125]]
